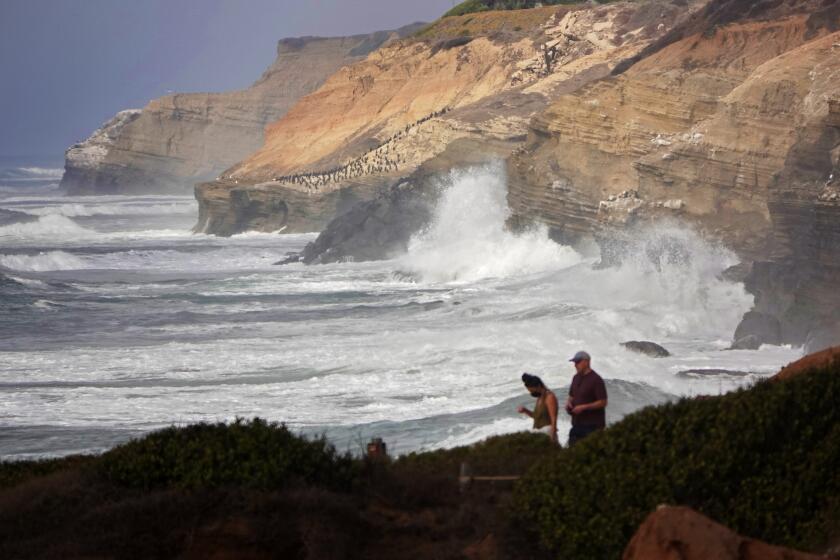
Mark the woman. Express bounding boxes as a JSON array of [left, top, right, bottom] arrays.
[[517, 373, 559, 444]]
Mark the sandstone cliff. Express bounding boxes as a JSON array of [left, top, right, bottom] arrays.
[[505, 0, 840, 349], [195, 1, 691, 235], [61, 27, 420, 195]]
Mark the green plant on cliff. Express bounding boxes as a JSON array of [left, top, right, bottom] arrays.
[[511, 362, 840, 559], [98, 417, 357, 490], [443, 0, 586, 18]]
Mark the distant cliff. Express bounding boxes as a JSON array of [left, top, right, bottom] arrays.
[[60, 27, 422, 195], [195, 0, 690, 235]]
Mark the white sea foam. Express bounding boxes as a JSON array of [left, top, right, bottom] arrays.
[[0, 251, 86, 272], [0, 167, 804, 459], [16, 167, 64, 179], [0, 214, 95, 239], [22, 202, 195, 217], [402, 162, 582, 283]]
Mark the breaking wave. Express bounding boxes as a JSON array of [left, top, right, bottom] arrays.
[[401, 162, 582, 283], [0, 167, 64, 181], [23, 202, 195, 217], [0, 214, 95, 239], [0, 251, 86, 272]]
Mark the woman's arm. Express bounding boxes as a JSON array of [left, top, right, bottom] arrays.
[[546, 392, 559, 444]]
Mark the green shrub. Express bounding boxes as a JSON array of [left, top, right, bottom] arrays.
[[512, 362, 840, 558], [396, 431, 557, 476], [443, 0, 601, 18], [98, 418, 357, 491], [0, 455, 94, 488]]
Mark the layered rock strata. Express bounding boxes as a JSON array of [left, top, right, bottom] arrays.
[[61, 28, 420, 195], [196, 1, 691, 236], [506, 0, 840, 348]]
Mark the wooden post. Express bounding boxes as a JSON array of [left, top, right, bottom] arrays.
[[459, 461, 473, 493]]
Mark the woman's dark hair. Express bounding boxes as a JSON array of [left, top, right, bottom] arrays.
[[521, 372, 545, 389]]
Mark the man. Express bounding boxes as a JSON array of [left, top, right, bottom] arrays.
[[565, 350, 607, 446]]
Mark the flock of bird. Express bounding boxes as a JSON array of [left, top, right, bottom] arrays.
[[268, 107, 452, 192]]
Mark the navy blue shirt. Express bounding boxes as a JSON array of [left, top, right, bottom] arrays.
[[569, 369, 607, 427]]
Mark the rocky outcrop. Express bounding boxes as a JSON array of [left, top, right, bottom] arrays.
[[61, 28, 421, 195], [623, 506, 823, 560], [196, 1, 692, 235], [774, 344, 840, 380], [621, 340, 671, 357], [507, 0, 840, 347]]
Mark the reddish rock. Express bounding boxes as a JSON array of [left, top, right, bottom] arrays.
[[774, 345, 840, 381], [623, 506, 824, 560]]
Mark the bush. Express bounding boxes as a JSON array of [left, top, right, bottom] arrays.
[[396, 431, 557, 477], [512, 361, 840, 558], [98, 418, 357, 491], [0, 455, 94, 488], [443, 0, 596, 18]]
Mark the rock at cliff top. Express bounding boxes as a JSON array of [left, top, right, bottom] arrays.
[[623, 506, 823, 560], [774, 345, 840, 381], [621, 341, 671, 358]]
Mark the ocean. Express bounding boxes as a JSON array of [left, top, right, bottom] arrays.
[[0, 161, 801, 459]]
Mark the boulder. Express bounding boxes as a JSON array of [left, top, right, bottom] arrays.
[[731, 311, 782, 349], [621, 341, 670, 358], [623, 505, 823, 560]]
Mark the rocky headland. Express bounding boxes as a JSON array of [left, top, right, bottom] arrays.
[[60, 26, 422, 195], [505, 0, 840, 350], [274, 0, 839, 351], [194, 0, 692, 235]]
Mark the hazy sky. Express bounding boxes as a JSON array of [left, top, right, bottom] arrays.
[[0, 0, 456, 159]]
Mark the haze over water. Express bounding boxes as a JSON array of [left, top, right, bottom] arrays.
[[0, 162, 800, 459]]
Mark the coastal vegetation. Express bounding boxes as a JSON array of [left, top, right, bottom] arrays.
[[0, 356, 837, 558], [443, 0, 585, 18], [512, 360, 840, 558]]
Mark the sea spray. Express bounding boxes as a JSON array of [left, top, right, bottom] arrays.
[[400, 162, 581, 283], [0, 214, 95, 240]]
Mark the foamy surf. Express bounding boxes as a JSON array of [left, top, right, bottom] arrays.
[[401, 162, 582, 283], [0, 174, 802, 459]]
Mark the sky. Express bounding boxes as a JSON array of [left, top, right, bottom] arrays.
[[0, 0, 456, 160]]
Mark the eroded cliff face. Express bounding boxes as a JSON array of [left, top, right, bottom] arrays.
[[507, 0, 840, 348], [61, 29, 418, 195], [195, 1, 691, 235]]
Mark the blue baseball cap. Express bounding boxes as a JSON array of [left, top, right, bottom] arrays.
[[569, 350, 591, 362]]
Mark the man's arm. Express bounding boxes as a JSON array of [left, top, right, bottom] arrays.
[[572, 398, 607, 414], [517, 406, 533, 417]]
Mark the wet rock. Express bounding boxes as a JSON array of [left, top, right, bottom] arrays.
[[730, 334, 762, 350], [676, 368, 752, 378], [732, 311, 782, 348], [803, 323, 840, 354], [621, 341, 671, 358]]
